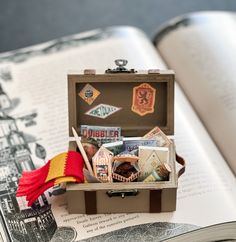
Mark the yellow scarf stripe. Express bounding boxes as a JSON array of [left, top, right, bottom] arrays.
[[46, 152, 68, 182], [54, 176, 76, 185]]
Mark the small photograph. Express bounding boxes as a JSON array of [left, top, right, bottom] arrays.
[[96, 165, 108, 178]]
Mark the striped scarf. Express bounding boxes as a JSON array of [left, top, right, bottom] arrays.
[[16, 151, 84, 206]]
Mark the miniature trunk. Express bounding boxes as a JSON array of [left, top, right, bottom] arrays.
[[66, 61, 181, 214]]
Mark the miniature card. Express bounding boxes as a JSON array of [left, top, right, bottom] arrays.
[[143, 126, 172, 147], [123, 138, 157, 153], [103, 141, 124, 155]]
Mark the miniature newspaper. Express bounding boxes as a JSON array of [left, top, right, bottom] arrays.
[[0, 14, 236, 241]]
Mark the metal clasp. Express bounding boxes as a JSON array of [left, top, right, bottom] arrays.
[[106, 189, 139, 198], [105, 59, 136, 73]]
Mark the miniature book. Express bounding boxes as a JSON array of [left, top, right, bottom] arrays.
[[2, 12, 236, 241]]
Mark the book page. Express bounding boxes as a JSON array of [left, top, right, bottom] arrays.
[[156, 11, 236, 175], [0, 26, 236, 241]]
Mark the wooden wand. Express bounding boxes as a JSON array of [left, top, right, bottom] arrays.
[[72, 127, 94, 176]]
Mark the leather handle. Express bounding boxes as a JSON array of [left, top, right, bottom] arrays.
[[175, 153, 186, 178], [84, 191, 97, 214]]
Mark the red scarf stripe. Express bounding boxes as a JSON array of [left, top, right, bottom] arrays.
[[16, 151, 85, 206]]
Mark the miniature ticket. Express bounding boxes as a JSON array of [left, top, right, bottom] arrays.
[[81, 125, 121, 146], [143, 126, 172, 147], [103, 141, 124, 155], [123, 139, 157, 153]]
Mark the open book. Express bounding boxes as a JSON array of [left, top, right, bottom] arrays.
[[0, 11, 235, 242]]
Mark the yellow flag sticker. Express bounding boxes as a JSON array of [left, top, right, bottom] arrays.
[[79, 83, 100, 105]]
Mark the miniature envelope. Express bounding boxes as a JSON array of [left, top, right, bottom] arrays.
[[138, 146, 169, 181]]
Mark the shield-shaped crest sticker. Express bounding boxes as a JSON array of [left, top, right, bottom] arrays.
[[131, 83, 156, 116]]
